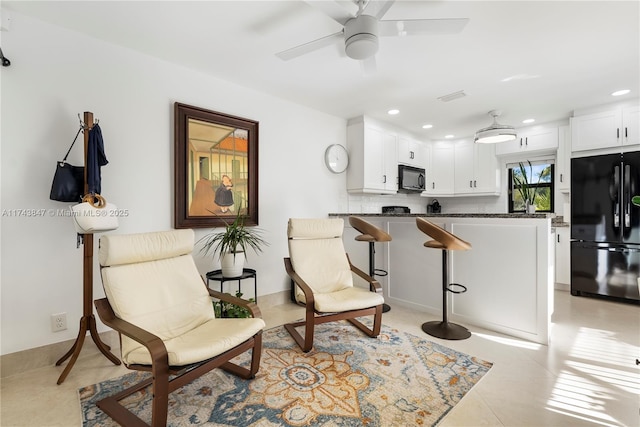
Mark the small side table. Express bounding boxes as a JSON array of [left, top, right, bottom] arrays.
[[206, 268, 257, 302]]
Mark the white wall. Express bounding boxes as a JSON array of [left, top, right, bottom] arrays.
[[0, 10, 349, 355]]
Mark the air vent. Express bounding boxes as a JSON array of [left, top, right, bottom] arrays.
[[437, 90, 466, 102]]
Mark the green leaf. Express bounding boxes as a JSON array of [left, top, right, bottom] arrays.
[[197, 201, 268, 261]]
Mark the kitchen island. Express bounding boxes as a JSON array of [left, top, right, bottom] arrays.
[[330, 213, 554, 345]]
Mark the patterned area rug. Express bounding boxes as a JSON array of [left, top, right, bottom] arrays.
[[79, 322, 492, 426]]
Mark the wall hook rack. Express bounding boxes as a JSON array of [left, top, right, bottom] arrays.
[[0, 47, 10, 67]]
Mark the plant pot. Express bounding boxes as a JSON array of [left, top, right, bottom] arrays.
[[525, 200, 537, 214], [221, 252, 245, 277]]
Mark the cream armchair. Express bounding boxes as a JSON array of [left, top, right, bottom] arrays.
[[94, 229, 265, 427], [284, 218, 384, 352]]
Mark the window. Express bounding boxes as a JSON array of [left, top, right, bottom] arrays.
[[508, 161, 554, 213]]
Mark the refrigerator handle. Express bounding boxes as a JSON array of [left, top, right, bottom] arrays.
[[624, 163, 631, 229], [614, 165, 620, 229]]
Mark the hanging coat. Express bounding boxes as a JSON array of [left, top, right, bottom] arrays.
[[86, 124, 108, 194]]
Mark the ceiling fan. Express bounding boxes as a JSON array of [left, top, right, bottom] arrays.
[[275, 0, 469, 73]]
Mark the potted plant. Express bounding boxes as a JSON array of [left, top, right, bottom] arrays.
[[212, 291, 255, 318], [514, 161, 539, 213], [198, 208, 268, 277]]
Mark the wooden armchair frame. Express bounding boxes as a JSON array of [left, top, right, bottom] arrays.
[[284, 254, 383, 352], [94, 286, 263, 427]]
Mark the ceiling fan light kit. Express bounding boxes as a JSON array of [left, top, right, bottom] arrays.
[[474, 110, 517, 144], [344, 14, 379, 60]]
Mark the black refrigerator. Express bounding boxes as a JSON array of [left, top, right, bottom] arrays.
[[571, 151, 640, 303]]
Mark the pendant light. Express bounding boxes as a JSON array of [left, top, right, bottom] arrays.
[[474, 110, 517, 144]]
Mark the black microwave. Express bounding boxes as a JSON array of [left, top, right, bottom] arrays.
[[398, 165, 426, 192]]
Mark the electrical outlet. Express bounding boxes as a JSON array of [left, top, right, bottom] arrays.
[[50, 312, 67, 332]]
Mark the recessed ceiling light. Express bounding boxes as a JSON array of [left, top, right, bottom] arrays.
[[522, 118, 535, 124], [422, 124, 433, 129], [387, 109, 400, 115], [445, 134, 454, 139], [611, 89, 630, 97]]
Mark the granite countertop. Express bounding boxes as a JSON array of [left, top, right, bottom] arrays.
[[329, 212, 571, 227], [329, 212, 554, 219]]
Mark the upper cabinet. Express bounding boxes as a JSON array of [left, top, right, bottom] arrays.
[[495, 125, 558, 157], [423, 142, 454, 196], [398, 136, 426, 168], [453, 139, 500, 196], [571, 103, 640, 153], [346, 117, 398, 194], [422, 139, 500, 197]]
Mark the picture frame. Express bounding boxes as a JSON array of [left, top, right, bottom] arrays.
[[174, 102, 259, 228]]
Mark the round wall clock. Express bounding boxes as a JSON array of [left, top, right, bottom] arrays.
[[324, 144, 349, 174]]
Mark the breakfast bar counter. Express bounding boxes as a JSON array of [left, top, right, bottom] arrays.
[[330, 213, 554, 345]]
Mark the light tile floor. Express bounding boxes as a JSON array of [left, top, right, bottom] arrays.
[[1, 290, 639, 426]]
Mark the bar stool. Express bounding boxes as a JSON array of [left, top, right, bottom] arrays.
[[416, 217, 472, 340], [349, 216, 392, 313]]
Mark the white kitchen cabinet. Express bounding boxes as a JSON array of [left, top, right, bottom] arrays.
[[571, 104, 640, 152], [495, 125, 559, 156], [346, 117, 398, 194], [623, 105, 640, 147], [423, 142, 454, 196], [398, 136, 426, 168], [555, 227, 570, 285], [556, 125, 571, 192], [453, 139, 500, 196]]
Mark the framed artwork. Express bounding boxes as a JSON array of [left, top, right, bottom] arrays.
[[174, 102, 259, 228]]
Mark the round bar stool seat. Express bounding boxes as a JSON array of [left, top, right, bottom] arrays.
[[349, 216, 392, 313], [417, 217, 472, 340]]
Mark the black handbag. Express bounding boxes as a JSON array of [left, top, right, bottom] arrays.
[[49, 128, 85, 202]]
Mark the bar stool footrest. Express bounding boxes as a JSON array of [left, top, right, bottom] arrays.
[[446, 283, 467, 294], [374, 268, 388, 277], [422, 321, 471, 340]]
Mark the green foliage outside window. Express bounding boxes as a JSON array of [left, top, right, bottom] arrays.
[[509, 162, 554, 212]]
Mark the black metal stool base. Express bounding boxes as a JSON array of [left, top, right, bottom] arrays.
[[382, 303, 391, 313], [421, 321, 471, 340]]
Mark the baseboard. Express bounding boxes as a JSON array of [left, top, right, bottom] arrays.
[[554, 282, 570, 292], [1, 290, 291, 378], [0, 330, 119, 379], [256, 289, 289, 307]]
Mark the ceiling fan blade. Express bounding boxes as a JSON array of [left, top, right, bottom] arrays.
[[275, 31, 343, 61], [302, 0, 355, 25], [362, 0, 396, 20], [360, 56, 377, 75], [379, 18, 469, 37]]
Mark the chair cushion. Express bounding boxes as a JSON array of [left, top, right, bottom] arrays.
[[288, 218, 344, 239], [124, 317, 266, 366], [305, 286, 384, 313], [102, 254, 217, 362], [99, 229, 195, 266], [288, 218, 353, 295], [99, 229, 265, 367]]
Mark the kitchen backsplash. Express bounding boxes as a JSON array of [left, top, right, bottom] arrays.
[[344, 193, 506, 214], [345, 192, 570, 217]]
